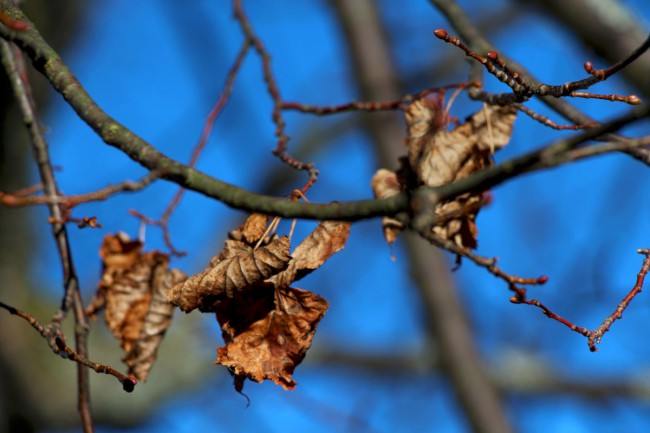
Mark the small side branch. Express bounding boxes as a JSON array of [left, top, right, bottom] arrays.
[[433, 28, 647, 105], [232, 0, 318, 192], [415, 221, 650, 351], [0, 301, 137, 392], [280, 83, 477, 115], [586, 249, 650, 350], [0, 171, 161, 207], [132, 40, 250, 256]]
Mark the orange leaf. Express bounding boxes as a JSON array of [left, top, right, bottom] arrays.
[[215, 286, 328, 390]]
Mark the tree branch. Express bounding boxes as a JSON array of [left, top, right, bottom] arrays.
[[428, 0, 650, 165], [1, 0, 647, 226], [0, 37, 94, 431], [0, 0, 401, 221]]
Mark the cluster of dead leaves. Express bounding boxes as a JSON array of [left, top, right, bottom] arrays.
[[372, 96, 517, 248], [167, 214, 350, 390], [87, 233, 187, 381]]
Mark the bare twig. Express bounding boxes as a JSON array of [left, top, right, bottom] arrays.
[[232, 0, 319, 192], [133, 40, 250, 256], [0, 171, 161, 208], [509, 249, 650, 351], [586, 249, 650, 350], [0, 301, 137, 392], [281, 83, 476, 115], [515, 0, 650, 98], [427, 0, 650, 165], [433, 28, 646, 105], [415, 227, 650, 351], [515, 103, 597, 130]]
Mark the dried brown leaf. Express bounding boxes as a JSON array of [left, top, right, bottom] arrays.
[[167, 236, 291, 313], [275, 221, 351, 287], [124, 265, 186, 381], [228, 213, 270, 244], [88, 233, 186, 381], [405, 99, 516, 248], [216, 286, 328, 390], [371, 168, 404, 244], [407, 100, 516, 187]]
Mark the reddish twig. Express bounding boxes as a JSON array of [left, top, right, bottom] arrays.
[[568, 91, 641, 105], [515, 104, 598, 130], [0, 171, 161, 207], [129, 208, 186, 256], [49, 215, 102, 229], [132, 41, 250, 257], [426, 225, 650, 351], [433, 28, 647, 106], [232, 0, 318, 192], [514, 296, 592, 338], [0, 300, 137, 392], [423, 231, 548, 288], [280, 83, 477, 115], [586, 248, 650, 350]]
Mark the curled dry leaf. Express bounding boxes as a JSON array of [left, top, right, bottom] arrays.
[[228, 213, 270, 244], [275, 220, 351, 288], [371, 168, 404, 245], [407, 99, 517, 187], [167, 218, 349, 390], [167, 236, 291, 313], [372, 97, 516, 248], [124, 265, 186, 381], [87, 233, 186, 381]]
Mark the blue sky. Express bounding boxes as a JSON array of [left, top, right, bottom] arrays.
[[35, 1, 650, 432]]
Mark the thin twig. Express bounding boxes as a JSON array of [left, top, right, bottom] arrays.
[[0, 301, 137, 392], [0, 171, 162, 207], [232, 0, 319, 192], [1, 39, 95, 430], [434, 28, 647, 105], [586, 249, 650, 350], [414, 224, 650, 351], [280, 83, 477, 115], [515, 104, 597, 130], [133, 41, 250, 256], [428, 0, 650, 165]]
